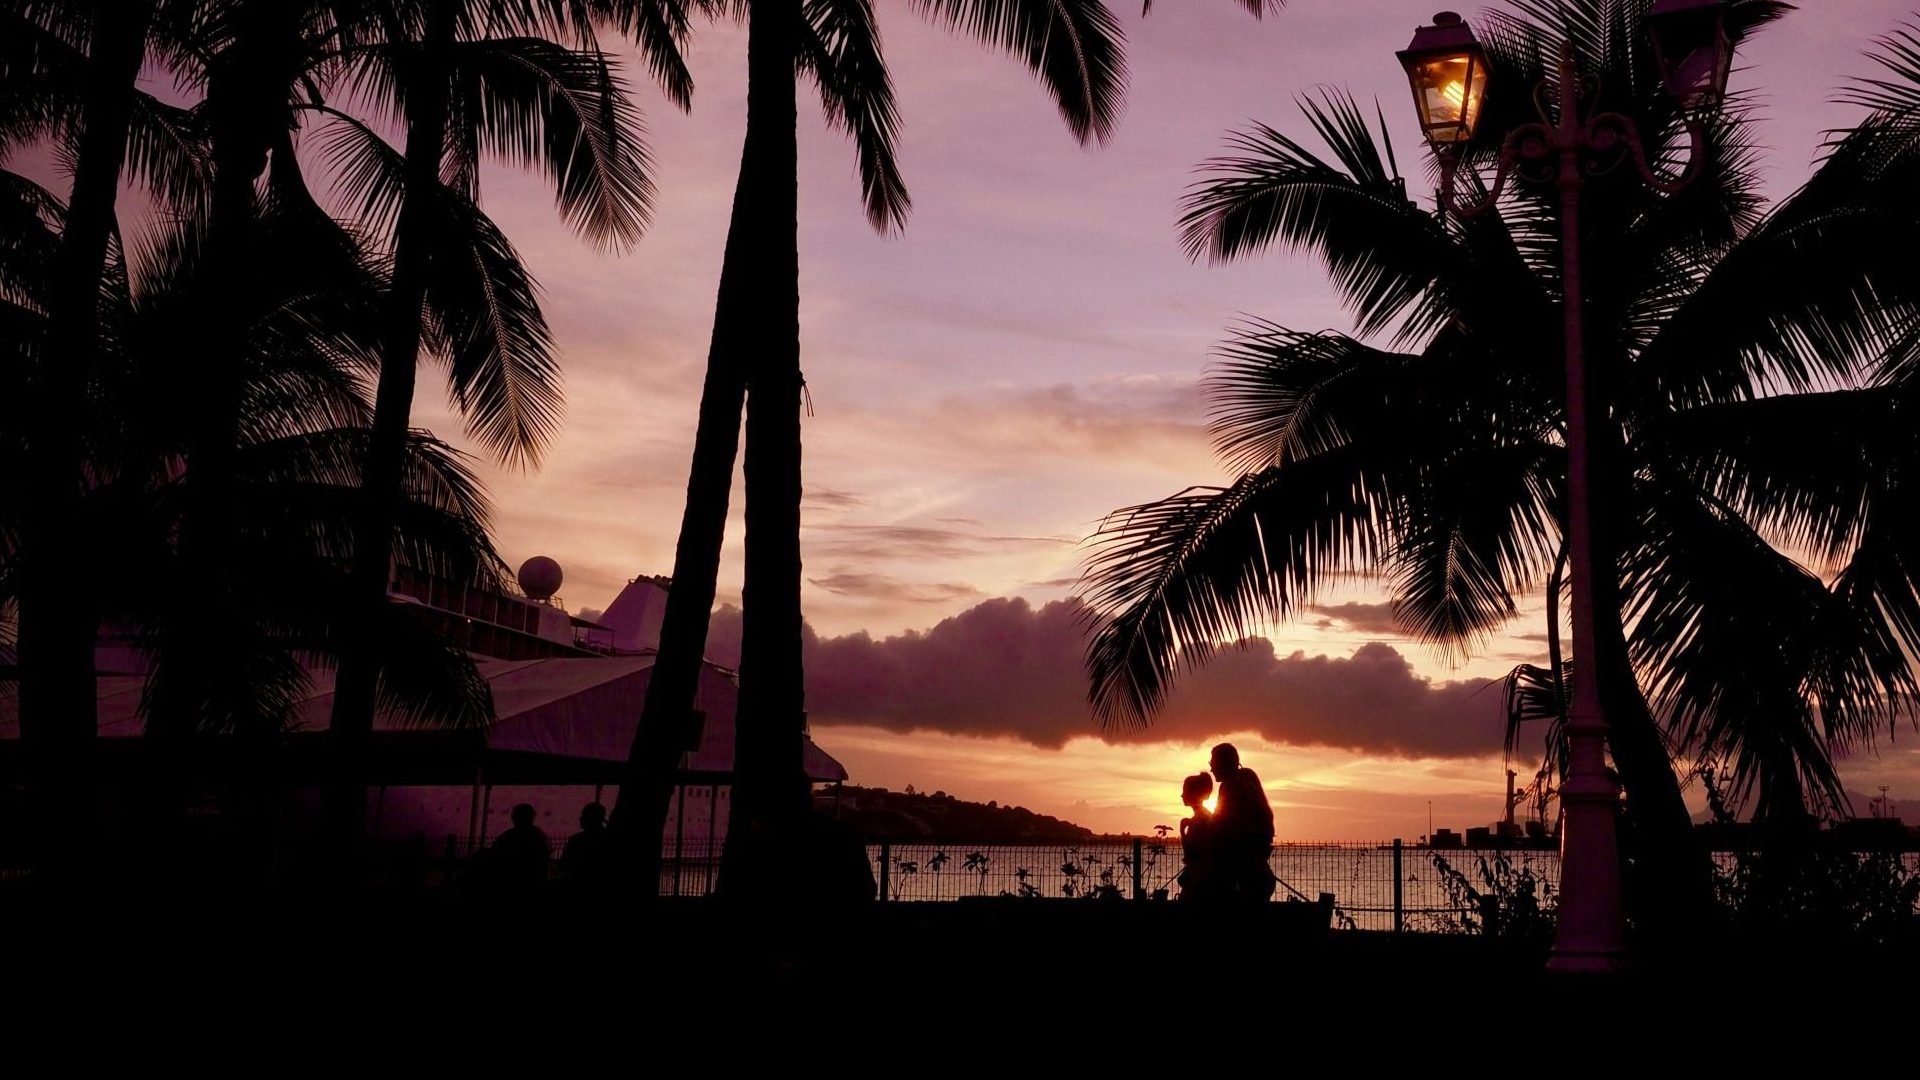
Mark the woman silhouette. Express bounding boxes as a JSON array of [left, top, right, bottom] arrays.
[[1177, 773, 1221, 902]]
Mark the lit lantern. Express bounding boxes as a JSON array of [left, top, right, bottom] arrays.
[[1649, 0, 1732, 108], [1398, 11, 1490, 146]]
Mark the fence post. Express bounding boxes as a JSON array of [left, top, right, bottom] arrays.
[[1393, 838, 1405, 934], [671, 783, 687, 898], [1132, 836, 1145, 901], [878, 840, 891, 902]]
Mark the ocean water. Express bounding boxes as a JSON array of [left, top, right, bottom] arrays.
[[861, 842, 1562, 931], [654, 840, 1563, 931]]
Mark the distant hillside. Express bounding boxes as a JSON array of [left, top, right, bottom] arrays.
[[820, 785, 1097, 844]]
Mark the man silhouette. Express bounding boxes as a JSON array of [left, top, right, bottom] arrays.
[[1209, 743, 1275, 902], [560, 802, 610, 889], [490, 803, 551, 890]]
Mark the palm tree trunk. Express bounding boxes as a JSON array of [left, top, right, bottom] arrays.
[[1546, 546, 1566, 726], [131, 127, 261, 872], [720, 0, 806, 900], [324, 3, 455, 863], [142, 8, 293, 874], [16, 0, 154, 877], [1591, 426, 1714, 943], [150, 82, 270, 742], [606, 0, 796, 895]]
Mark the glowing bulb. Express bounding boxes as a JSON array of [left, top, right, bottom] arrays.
[[1442, 80, 1466, 107]]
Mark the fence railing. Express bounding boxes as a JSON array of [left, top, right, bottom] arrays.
[[424, 834, 1920, 934], [859, 839, 1565, 932]]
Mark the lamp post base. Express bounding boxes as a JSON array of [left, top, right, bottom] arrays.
[[1546, 946, 1626, 976], [1548, 718, 1627, 974]]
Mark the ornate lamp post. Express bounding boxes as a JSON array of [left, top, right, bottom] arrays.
[[1397, 4, 1732, 974]]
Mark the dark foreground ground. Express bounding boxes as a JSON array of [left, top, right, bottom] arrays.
[[3, 887, 1911, 1063]]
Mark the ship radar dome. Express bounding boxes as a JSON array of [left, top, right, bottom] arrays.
[[517, 555, 564, 601]]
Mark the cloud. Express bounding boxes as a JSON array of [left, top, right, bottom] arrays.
[[900, 376, 1211, 463], [808, 572, 982, 605], [1308, 601, 1402, 636], [706, 597, 1509, 758], [805, 523, 1076, 561], [803, 488, 867, 511]]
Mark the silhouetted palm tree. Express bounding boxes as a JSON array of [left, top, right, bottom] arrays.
[[135, 1, 360, 750], [1078, 3, 1920, 933], [0, 162, 507, 864], [0, 0, 206, 870], [316, 0, 679, 851], [117, 197, 503, 739], [608, 0, 1131, 898]]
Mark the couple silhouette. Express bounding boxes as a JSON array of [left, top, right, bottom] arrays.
[[1178, 743, 1276, 904]]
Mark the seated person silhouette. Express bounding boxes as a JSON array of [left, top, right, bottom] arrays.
[[1178, 772, 1221, 902], [489, 803, 552, 891], [560, 802, 610, 889]]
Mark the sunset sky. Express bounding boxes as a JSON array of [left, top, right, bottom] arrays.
[[116, 1, 1920, 837]]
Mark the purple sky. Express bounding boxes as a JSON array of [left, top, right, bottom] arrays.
[[33, 1, 1920, 836], [447, 2, 1914, 637], [395, 2, 1920, 834]]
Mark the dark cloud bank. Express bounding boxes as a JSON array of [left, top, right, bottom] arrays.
[[706, 597, 1510, 758]]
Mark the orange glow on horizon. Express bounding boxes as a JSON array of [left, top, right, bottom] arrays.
[[810, 725, 1577, 841]]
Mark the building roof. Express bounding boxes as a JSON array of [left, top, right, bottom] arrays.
[[0, 654, 848, 786]]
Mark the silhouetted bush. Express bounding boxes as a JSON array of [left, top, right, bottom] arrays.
[[1711, 842, 1920, 948], [1424, 852, 1557, 947]]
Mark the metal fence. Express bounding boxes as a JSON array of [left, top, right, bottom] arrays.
[[862, 840, 1563, 932], [424, 834, 1919, 935]]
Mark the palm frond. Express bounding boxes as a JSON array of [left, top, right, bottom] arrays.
[[371, 602, 494, 730], [1635, 174, 1920, 406], [1177, 98, 1449, 337], [1079, 450, 1389, 726], [1839, 22, 1920, 118], [417, 183, 563, 467], [124, 91, 212, 218], [1622, 474, 1909, 820], [445, 33, 654, 249], [1141, 0, 1279, 15], [572, 0, 698, 108], [1205, 321, 1417, 473], [911, 0, 1126, 145], [1503, 659, 1569, 783], [1646, 389, 1903, 565], [799, 0, 909, 234], [0, 167, 63, 310], [318, 107, 408, 239], [1388, 441, 1560, 649], [0, 5, 83, 155]]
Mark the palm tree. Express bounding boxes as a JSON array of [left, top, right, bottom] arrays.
[[315, 0, 681, 852], [1, 0, 203, 871], [136, 1, 349, 750], [0, 161, 506, 869], [606, 0, 1132, 897], [1078, 3, 1920, 938]]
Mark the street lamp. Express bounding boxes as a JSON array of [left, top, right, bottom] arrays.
[[1649, 0, 1733, 108], [1397, 6, 1731, 975], [1397, 11, 1490, 144]]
